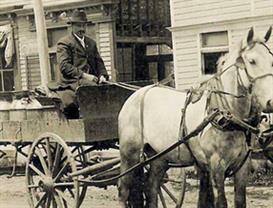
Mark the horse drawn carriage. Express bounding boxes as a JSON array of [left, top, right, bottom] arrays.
[[1, 27, 273, 208], [0, 82, 187, 208]]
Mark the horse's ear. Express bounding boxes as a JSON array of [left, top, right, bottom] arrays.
[[247, 27, 254, 45], [264, 26, 272, 42]]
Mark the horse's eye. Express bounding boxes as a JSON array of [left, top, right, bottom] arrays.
[[249, 59, 256, 65]]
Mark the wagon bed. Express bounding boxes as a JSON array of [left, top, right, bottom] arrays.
[[0, 84, 132, 144], [0, 82, 187, 208]]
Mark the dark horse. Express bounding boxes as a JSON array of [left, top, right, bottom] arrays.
[[118, 27, 273, 208]]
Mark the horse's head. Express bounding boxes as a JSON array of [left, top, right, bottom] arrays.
[[235, 27, 273, 113]]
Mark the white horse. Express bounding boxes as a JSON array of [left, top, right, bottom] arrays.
[[118, 27, 273, 208]]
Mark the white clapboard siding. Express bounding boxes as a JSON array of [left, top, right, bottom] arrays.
[[0, 0, 92, 9], [229, 18, 273, 50], [170, 0, 251, 28], [25, 55, 42, 90], [16, 16, 40, 90], [98, 22, 115, 79], [254, 0, 273, 16], [171, 0, 273, 28], [172, 15, 273, 90], [172, 28, 200, 90]]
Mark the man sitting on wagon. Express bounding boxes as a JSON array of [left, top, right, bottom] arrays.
[[54, 10, 109, 119]]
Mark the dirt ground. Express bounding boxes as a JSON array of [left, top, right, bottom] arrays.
[[1, 175, 273, 208]]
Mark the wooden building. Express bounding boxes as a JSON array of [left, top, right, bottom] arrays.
[[0, 0, 172, 92], [170, 0, 273, 90]]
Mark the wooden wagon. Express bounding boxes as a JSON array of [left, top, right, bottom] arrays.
[[0, 84, 187, 208]]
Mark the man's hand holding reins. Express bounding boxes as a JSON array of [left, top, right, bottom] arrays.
[[82, 73, 98, 83], [99, 75, 107, 84]]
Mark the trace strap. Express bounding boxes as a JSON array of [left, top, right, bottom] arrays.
[[78, 109, 220, 185]]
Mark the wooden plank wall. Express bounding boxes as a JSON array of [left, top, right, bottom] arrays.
[[172, 17, 273, 90], [170, 0, 273, 90], [170, 0, 251, 28], [170, 0, 273, 28], [0, 0, 89, 8], [172, 29, 200, 89], [25, 55, 41, 90], [17, 16, 39, 90], [98, 22, 115, 80], [254, 0, 273, 16]]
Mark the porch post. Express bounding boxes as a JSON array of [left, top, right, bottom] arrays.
[[32, 0, 51, 86]]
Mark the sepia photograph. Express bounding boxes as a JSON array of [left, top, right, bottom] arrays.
[[0, 0, 273, 207]]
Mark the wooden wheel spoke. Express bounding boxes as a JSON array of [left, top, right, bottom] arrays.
[[54, 161, 69, 182], [60, 155, 68, 166], [27, 133, 81, 208], [53, 191, 64, 208], [34, 193, 47, 208], [74, 147, 84, 161], [29, 164, 46, 178], [28, 184, 40, 189], [46, 192, 53, 208], [56, 189, 74, 207], [71, 146, 79, 154], [45, 138, 53, 171], [158, 188, 167, 208], [52, 199, 57, 208], [53, 144, 62, 176], [161, 184, 178, 203], [67, 187, 75, 198], [75, 158, 81, 163], [35, 147, 49, 175]]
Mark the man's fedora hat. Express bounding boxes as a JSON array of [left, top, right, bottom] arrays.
[[67, 10, 88, 24]]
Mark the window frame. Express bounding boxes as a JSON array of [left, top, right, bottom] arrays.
[[199, 31, 229, 75], [0, 24, 15, 92]]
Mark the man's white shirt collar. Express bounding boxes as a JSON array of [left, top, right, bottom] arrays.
[[74, 33, 85, 48]]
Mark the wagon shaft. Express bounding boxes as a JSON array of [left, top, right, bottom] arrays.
[[91, 166, 120, 180], [69, 157, 120, 178]]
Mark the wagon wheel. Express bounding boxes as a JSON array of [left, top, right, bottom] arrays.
[[26, 133, 80, 208], [71, 145, 88, 206], [158, 167, 186, 208], [144, 166, 186, 208]]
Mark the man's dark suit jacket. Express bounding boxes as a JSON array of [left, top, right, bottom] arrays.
[[56, 33, 108, 90]]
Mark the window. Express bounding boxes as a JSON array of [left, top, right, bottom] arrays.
[[47, 27, 68, 81], [201, 31, 228, 74], [48, 27, 68, 48], [0, 24, 15, 91], [146, 44, 174, 85]]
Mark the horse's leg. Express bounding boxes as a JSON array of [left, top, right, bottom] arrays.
[[118, 152, 143, 208], [128, 167, 144, 208], [118, 160, 133, 208], [234, 158, 249, 208], [144, 159, 168, 208], [198, 168, 214, 208], [210, 162, 227, 208]]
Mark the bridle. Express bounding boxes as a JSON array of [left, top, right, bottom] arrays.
[[200, 40, 273, 127], [203, 41, 273, 101], [238, 42, 273, 89]]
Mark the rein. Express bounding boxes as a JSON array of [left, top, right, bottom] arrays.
[[240, 42, 273, 86], [78, 110, 220, 185], [198, 41, 273, 100]]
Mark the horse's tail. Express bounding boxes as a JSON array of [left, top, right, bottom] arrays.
[[118, 86, 157, 207], [118, 84, 157, 147]]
